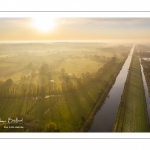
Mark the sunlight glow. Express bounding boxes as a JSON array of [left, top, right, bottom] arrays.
[[33, 17, 56, 32]]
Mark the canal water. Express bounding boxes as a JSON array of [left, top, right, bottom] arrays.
[[139, 58, 150, 124], [88, 45, 135, 132]]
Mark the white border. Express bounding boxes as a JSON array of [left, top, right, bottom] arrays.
[[0, 12, 150, 18], [0, 133, 150, 139], [0, 0, 150, 11]]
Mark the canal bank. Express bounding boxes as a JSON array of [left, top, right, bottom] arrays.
[[140, 58, 150, 130], [114, 54, 149, 132], [79, 45, 135, 132], [79, 56, 127, 132]]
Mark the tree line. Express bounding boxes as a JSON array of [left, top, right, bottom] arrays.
[[0, 56, 117, 100]]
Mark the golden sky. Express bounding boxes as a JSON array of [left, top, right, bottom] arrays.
[[0, 18, 150, 41]]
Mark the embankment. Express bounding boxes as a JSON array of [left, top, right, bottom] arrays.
[[79, 56, 128, 132], [113, 55, 149, 132]]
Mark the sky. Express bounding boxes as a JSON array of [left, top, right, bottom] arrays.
[[0, 18, 150, 42]]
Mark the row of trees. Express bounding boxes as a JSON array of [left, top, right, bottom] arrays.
[[139, 51, 150, 58], [0, 56, 117, 99], [91, 54, 111, 62], [141, 59, 150, 92], [0, 79, 58, 99]]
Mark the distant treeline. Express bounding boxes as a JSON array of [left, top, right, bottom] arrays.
[[138, 45, 150, 52], [139, 51, 150, 58], [141, 59, 150, 96]]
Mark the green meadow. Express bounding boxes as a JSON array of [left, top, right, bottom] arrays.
[[0, 42, 130, 132]]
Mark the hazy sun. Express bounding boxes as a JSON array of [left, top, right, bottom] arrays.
[[33, 17, 56, 32]]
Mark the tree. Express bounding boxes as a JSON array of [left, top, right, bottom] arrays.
[[26, 62, 33, 69], [60, 68, 66, 76], [31, 70, 37, 78], [27, 121, 42, 132], [39, 63, 49, 75], [43, 122, 59, 132], [4, 78, 13, 87], [2, 79, 13, 97], [76, 78, 82, 87], [40, 85, 45, 99], [111, 56, 116, 62]]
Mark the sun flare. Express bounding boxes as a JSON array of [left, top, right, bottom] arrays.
[[33, 17, 56, 32]]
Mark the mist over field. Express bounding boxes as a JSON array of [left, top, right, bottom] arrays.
[[0, 42, 131, 131], [0, 42, 131, 82]]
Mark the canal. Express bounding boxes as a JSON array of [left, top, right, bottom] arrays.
[[88, 45, 135, 132], [139, 58, 150, 125]]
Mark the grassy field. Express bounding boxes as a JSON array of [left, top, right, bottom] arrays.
[[0, 58, 124, 131], [114, 55, 149, 132], [0, 42, 130, 132]]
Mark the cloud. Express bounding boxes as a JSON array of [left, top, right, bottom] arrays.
[[0, 18, 32, 30], [0, 18, 150, 41], [56, 18, 150, 28]]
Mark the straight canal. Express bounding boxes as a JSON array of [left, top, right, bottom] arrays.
[[140, 57, 150, 125], [88, 45, 135, 132]]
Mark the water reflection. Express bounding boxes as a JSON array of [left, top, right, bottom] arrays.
[[139, 58, 150, 124], [88, 45, 134, 132]]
